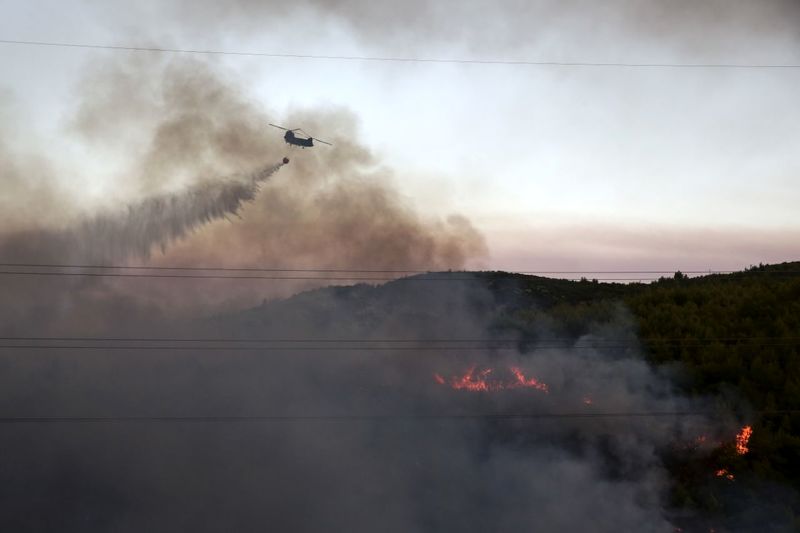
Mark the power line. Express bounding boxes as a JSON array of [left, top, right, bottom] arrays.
[[0, 272, 792, 282], [1, 267, 796, 282], [1, 39, 799, 70], [0, 270, 684, 282], [3, 344, 799, 352], [0, 270, 441, 281], [4, 335, 798, 343], [0, 262, 755, 274], [0, 337, 800, 352], [2, 262, 797, 282], [0, 345, 547, 351], [0, 262, 434, 274], [0, 410, 792, 423]]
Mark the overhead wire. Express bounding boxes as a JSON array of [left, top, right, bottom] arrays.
[[2, 345, 799, 352], [1, 39, 799, 69], [0, 271, 696, 283], [1, 335, 799, 352], [1, 262, 796, 275], [0, 410, 795, 423], [4, 335, 799, 343], [0, 262, 753, 274], [0, 262, 797, 282]]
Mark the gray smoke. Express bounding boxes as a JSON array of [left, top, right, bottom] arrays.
[[0, 278, 771, 532], [153, 0, 800, 62], [0, 56, 486, 330]]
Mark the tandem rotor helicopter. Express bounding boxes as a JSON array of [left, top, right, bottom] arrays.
[[269, 123, 332, 150]]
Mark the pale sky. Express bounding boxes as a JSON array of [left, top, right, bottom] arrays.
[[1, 0, 799, 272]]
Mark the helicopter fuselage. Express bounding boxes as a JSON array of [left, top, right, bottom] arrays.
[[284, 130, 314, 148]]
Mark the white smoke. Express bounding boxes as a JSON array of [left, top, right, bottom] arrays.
[[68, 160, 286, 262]]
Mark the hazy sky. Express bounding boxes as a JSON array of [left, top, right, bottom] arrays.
[[1, 0, 799, 271]]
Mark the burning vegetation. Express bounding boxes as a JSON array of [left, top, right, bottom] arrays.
[[736, 425, 753, 456], [434, 365, 549, 393], [716, 468, 735, 481]]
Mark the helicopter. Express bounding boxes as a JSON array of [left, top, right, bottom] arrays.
[[269, 123, 332, 148]]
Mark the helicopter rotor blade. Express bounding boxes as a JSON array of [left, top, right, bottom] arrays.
[[296, 128, 332, 145], [271, 124, 331, 145]]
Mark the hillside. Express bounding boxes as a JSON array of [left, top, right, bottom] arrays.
[[218, 261, 800, 528]]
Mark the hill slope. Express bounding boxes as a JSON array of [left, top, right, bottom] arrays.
[[217, 261, 800, 527]]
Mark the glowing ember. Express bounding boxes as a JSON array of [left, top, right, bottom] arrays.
[[509, 367, 549, 392], [715, 468, 734, 481], [434, 366, 548, 393], [735, 425, 753, 455], [451, 366, 493, 391]]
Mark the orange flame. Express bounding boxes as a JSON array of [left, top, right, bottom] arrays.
[[434, 366, 548, 393], [509, 367, 549, 392], [451, 366, 493, 391], [735, 425, 752, 455], [715, 468, 734, 481]]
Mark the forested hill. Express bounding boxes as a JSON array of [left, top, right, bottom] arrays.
[[489, 261, 800, 522], [483, 262, 800, 403], [470, 261, 800, 515], [231, 263, 800, 408], [229, 259, 800, 430], [221, 260, 800, 524]]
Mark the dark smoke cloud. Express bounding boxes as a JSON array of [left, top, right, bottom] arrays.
[[0, 278, 774, 531]]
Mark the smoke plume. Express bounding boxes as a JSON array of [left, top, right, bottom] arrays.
[[0, 56, 486, 330]]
